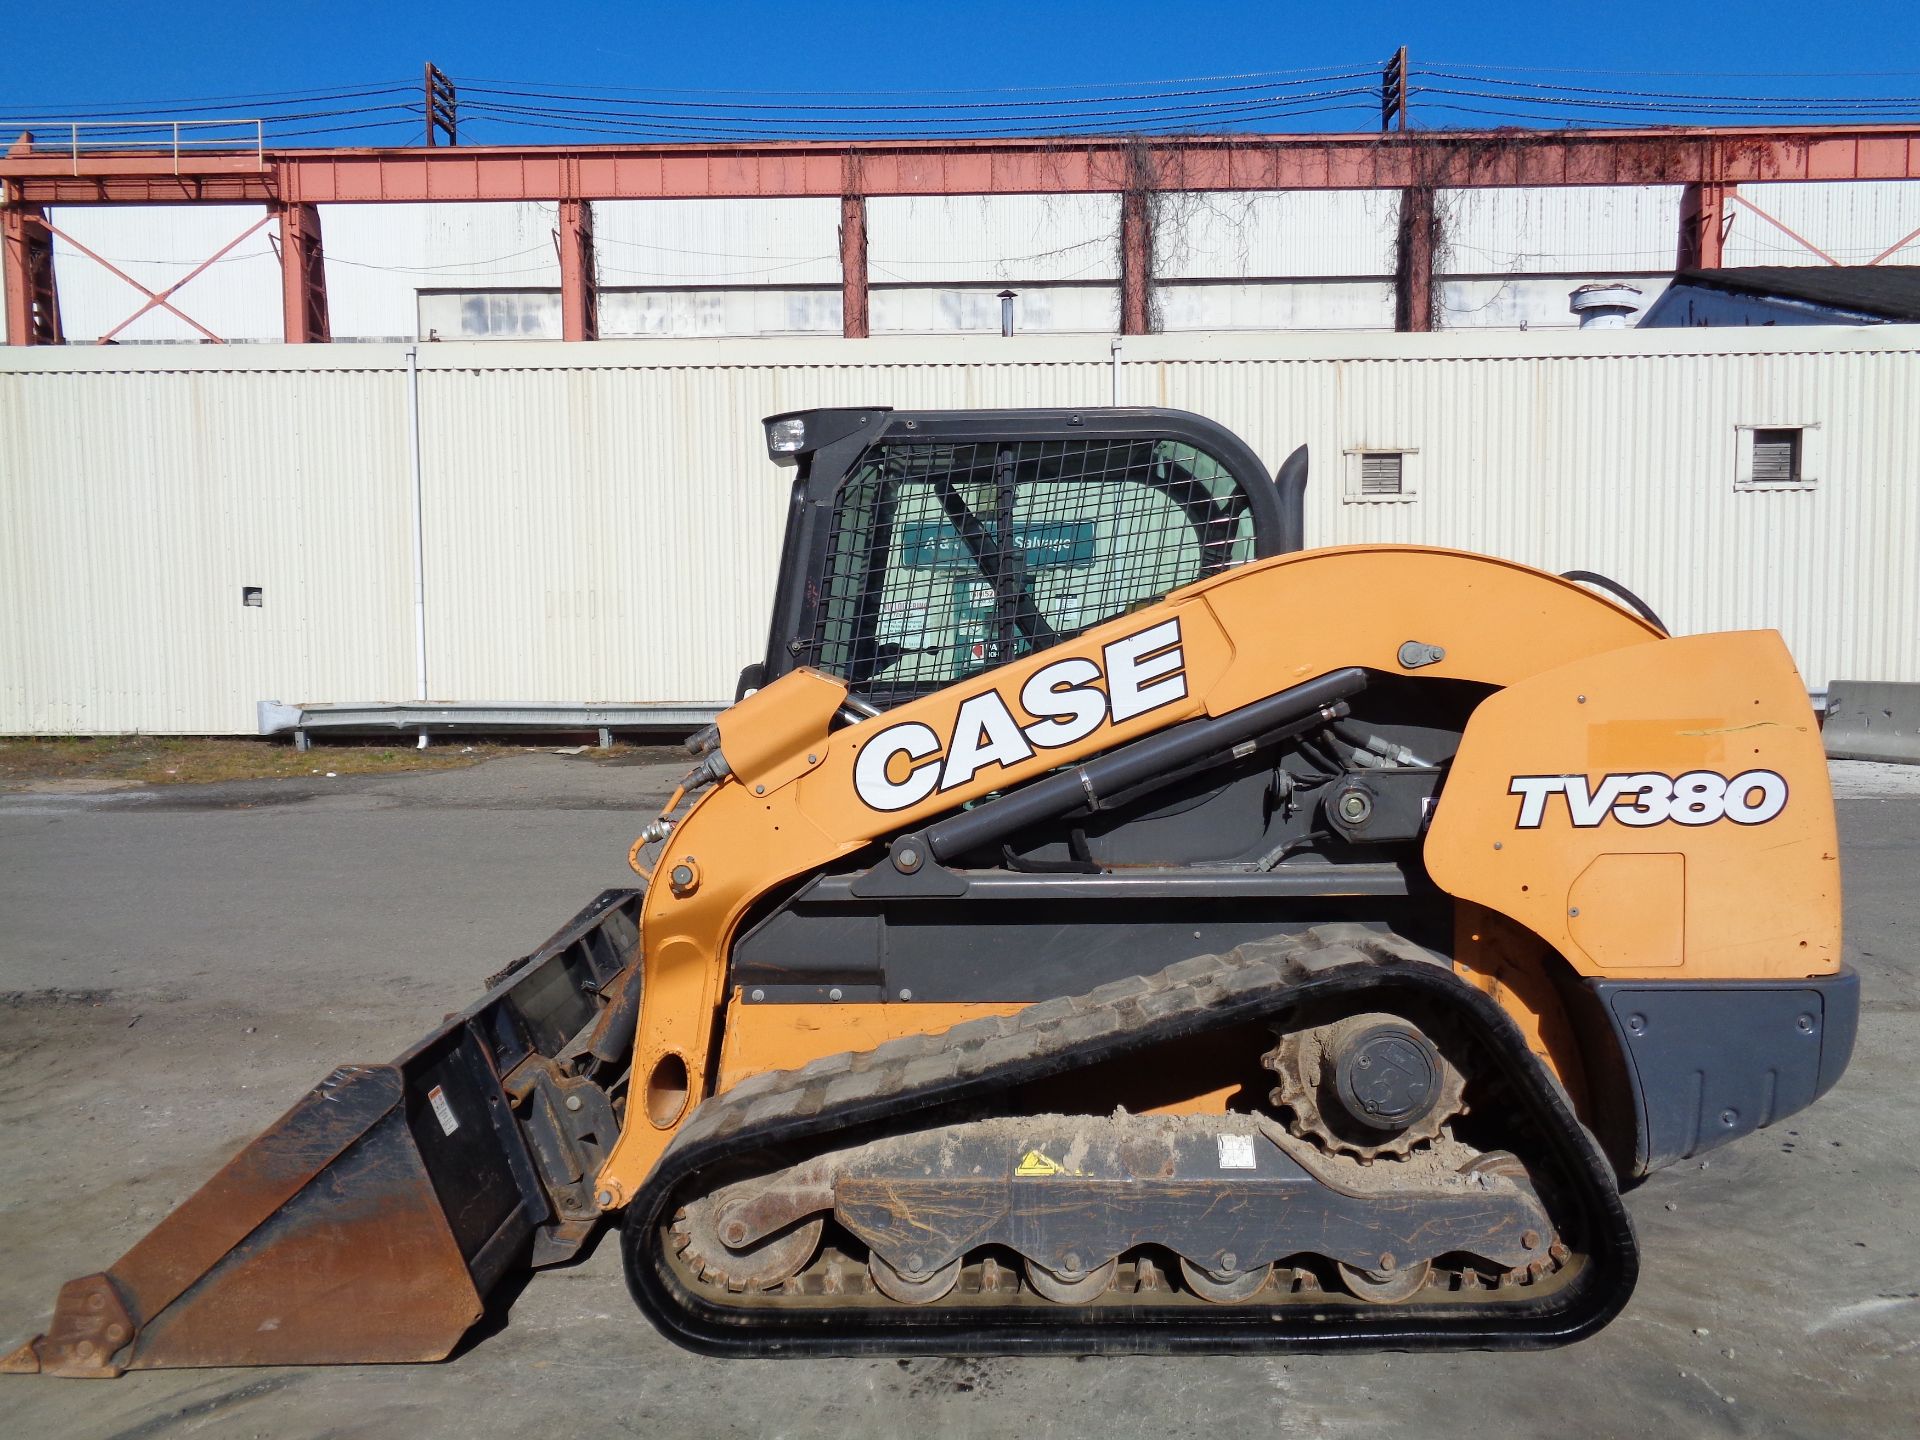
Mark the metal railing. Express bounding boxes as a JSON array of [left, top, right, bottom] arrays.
[[48, 119, 265, 174]]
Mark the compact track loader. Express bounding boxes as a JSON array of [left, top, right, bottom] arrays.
[[7, 407, 1854, 1374]]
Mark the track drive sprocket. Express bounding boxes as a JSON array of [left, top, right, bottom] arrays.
[[1264, 1011, 1468, 1161]]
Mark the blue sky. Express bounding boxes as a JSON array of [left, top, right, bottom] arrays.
[[3, 1, 1916, 144]]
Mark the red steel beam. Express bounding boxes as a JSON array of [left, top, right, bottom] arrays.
[[278, 201, 329, 342], [839, 194, 867, 339], [1678, 181, 1734, 269], [2, 199, 61, 344], [1394, 187, 1437, 332], [557, 196, 596, 341], [1120, 189, 1152, 336], [4, 126, 1917, 205]]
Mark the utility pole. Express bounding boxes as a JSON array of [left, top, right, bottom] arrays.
[[1381, 46, 1409, 132], [424, 64, 458, 147]]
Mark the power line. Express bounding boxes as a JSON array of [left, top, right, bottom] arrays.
[[1424, 60, 1920, 79], [456, 86, 1381, 137], [0, 83, 415, 120], [5, 60, 1915, 151], [457, 71, 1376, 114], [448, 64, 1381, 97]]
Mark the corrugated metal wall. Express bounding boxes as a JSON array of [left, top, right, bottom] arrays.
[[1726, 181, 1920, 266], [320, 201, 563, 340], [49, 203, 284, 343], [2, 329, 1914, 733], [866, 195, 1120, 284], [0, 354, 414, 731], [1154, 192, 1399, 279]]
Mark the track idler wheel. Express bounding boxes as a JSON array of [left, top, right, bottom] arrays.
[[1178, 1257, 1273, 1304], [1336, 1257, 1433, 1304], [1026, 1257, 1119, 1305], [868, 1251, 962, 1305]]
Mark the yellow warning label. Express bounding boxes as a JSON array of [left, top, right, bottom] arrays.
[[1015, 1149, 1069, 1176]]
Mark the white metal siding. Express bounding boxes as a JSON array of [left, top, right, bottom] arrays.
[[1120, 331, 1919, 692], [600, 288, 843, 338], [593, 198, 842, 286], [1724, 181, 1920, 266], [2, 329, 1914, 733], [48, 204, 284, 343], [0, 359, 413, 732], [1438, 186, 1684, 275], [320, 202, 563, 340], [867, 195, 1120, 284], [1154, 191, 1400, 279], [1440, 276, 1672, 330], [870, 285, 1118, 335], [1158, 280, 1397, 331]]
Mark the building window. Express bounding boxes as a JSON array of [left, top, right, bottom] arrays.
[[1345, 449, 1417, 502], [1736, 424, 1819, 490], [416, 290, 561, 341]]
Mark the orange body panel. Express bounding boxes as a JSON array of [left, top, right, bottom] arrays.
[[594, 545, 1671, 1203], [1424, 630, 1840, 981], [714, 996, 1024, 1093]]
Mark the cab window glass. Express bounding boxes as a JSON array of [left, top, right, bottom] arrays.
[[809, 438, 1255, 698]]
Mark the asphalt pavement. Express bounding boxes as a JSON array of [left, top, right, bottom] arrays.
[[1, 753, 1914, 1440]]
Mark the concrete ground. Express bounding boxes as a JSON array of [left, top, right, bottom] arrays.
[[0, 753, 1914, 1440]]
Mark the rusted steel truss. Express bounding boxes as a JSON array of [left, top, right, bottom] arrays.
[[4, 124, 1917, 342]]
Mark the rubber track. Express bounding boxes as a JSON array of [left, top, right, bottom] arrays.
[[622, 925, 1639, 1355]]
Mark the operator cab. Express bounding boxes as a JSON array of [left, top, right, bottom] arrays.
[[745, 407, 1306, 707]]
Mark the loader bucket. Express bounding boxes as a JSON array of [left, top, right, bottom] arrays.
[[4, 888, 643, 1378]]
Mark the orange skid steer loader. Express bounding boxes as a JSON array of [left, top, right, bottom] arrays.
[[7, 407, 1853, 1372]]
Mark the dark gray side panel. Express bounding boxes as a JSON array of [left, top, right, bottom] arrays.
[[731, 892, 1450, 1004], [1589, 969, 1859, 1176]]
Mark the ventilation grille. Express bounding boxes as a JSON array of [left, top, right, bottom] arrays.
[[806, 438, 1256, 702], [1751, 428, 1802, 485], [1359, 452, 1405, 496]]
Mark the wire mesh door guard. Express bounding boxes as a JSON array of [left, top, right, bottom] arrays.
[[806, 436, 1257, 703]]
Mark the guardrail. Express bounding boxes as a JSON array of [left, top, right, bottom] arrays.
[[44, 119, 264, 174]]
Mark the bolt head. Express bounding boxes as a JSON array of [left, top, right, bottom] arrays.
[[595, 1189, 615, 1208], [1220, 1252, 1237, 1271], [1378, 1253, 1396, 1272], [564, 1093, 583, 1112]]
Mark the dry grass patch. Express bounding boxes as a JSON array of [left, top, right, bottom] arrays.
[[0, 736, 513, 790]]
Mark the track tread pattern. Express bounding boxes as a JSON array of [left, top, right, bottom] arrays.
[[625, 925, 1637, 1356]]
